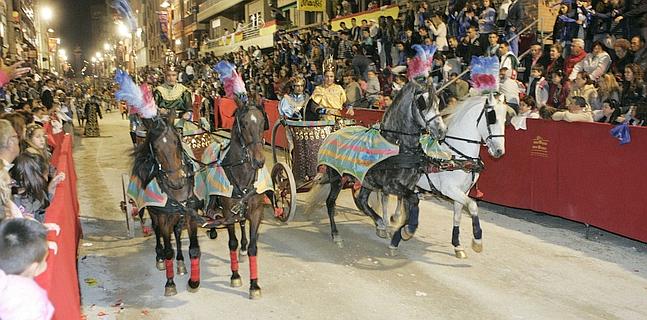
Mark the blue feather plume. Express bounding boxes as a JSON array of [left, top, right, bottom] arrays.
[[114, 69, 143, 108], [111, 0, 138, 32], [213, 61, 247, 102]]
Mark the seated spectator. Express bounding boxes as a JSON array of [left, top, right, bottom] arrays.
[[343, 73, 363, 107], [391, 75, 407, 97], [365, 70, 381, 104], [621, 64, 646, 107], [552, 96, 594, 122], [629, 36, 647, 71], [568, 41, 611, 82], [546, 70, 570, 110], [484, 33, 500, 57], [526, 65, 549, 109], [545, 43, 565, 77], [595, 73, 621, 108], [564, 39, 587, 77], [569, 71, 599, 110], [595, 99, 622, 124], [611, 39, 634, 79], [0, 218, 53, 320]]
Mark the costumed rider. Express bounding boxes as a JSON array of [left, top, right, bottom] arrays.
[[306, 56, 354, 121], [279, 76, 309, 120], [153, 65, 194, 134]]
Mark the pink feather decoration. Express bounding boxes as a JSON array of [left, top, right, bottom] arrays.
[[407, 45, 437, 80]]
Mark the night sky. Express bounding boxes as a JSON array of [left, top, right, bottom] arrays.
[[58, 0, 103, 57]]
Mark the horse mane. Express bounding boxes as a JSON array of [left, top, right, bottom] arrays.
[[443, 95, 488, 127]]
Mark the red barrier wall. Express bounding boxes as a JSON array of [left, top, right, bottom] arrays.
[[478, 120, 647, 243], [35, 134, 82, 320]]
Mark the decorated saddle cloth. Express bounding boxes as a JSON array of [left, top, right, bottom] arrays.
[[126, 142, 198, 208], [420, 134, 452, 160], [318, 126, 400, 183], [194, 139, 273, 200]]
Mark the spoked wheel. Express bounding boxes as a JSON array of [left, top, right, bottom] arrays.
[[271, 120, 292, 168], [271, 162, 297, 222]]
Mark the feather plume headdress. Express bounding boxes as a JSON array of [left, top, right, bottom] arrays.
[[213, 61, 247, 103], [407, 44, 437, 81], [111, 0, 138, 32], [114, 69, 158, 119], [470, 56, 500, 95]]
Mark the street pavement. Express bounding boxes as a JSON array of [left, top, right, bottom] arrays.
[[76, 111, 647, 320]]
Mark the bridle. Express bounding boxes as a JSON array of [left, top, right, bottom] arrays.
[[380, 91, 441, 137], [148, 119, 189, 190], [221, 106, 266, 170], [441, 99, 504, 160]]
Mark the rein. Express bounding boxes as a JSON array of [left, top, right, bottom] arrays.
[[441, 102, 504, 161]]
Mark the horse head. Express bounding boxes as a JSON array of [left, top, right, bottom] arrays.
[[419, 80, 447, 140], [477, 94, 507, 158], [233, 103, 267, 169], [142, 112, 187, 189]]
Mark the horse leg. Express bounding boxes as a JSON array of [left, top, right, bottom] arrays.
[[247, 199, 263, 299], [239, 220, 248, 259], [443, 187, 472, 259], [326, 168, 344, 247], [389, 193, 419, 254], [390, 196, 406, 229], [151, 213, 165, 271], [465, 197, 483, 253], [186, 212, 201, 292], [174, 219, 186, 275], [161, 215, 180, 296], [227, 223, 242, 288], [353, 187, 386, 238]]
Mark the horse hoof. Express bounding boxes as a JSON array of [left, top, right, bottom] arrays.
[[472, 239, 483, 253], [454, 249, 467, 259], [187, 281, 200, 293], [388, 245, 398, 257], [238, 253, 247, 263], [177, 262, 187, 275], [231, 278, 243, 288], [249, 288, 262, 300], [239, 249, 248, 257], [156, 260, 166, 271], [164, 286, 177, 296], [376, 228, 387, 239], [401, 227, 414, 241]]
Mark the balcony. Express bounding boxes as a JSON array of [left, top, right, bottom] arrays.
[[183, 13, 205, 34], [197, 0, 244, 22], [200, 19, 276, 57]]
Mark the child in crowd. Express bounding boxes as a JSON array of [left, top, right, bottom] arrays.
[[0, 218, 54, 320], [10, 152, 64, 222], [25, 123, 59, 179]]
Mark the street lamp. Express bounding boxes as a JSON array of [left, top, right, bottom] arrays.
[[104, 42, 111, 51], [41, 6, 53, 21], [160, 0, 170, 8], [47, 28, 55, 33]]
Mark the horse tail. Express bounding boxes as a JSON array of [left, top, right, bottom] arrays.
[[303, 172, 331, 215]]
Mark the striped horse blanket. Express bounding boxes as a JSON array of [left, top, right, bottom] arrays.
[[194, 139, 273, 200], [318, 127, 452, 184], [318, 126, 399, 183]]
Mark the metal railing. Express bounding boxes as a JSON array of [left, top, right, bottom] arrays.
[[202, 18, 266, 49]]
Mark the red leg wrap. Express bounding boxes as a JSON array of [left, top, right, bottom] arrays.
[[230, 251, 239, 272], [165, 259, 174, 279], [190, 257, 200, 282], [249, 256, 258, 280]]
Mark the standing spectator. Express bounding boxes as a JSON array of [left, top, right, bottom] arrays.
[[40, 79, 54, 110], [350, 18, 362, 41], [484, 33, 500, 57], [564, 39, 587, 77], [352, 46, 372, 81], [506, 0, 525, 55], [520, 43, 548, 83], [568, 41, 612, 82], [499, 67, 522, 112], [629, 35, 647, 71], [478, 0, 497, 45], [343, 72, 363, 107], [365, 70, 381, 105], [84, 89, 102, 137], [458, 26, 483, 66], [591, 0, 614, 45], [429, 13, 449, 52], [447, 72, 469, 100], [526, 65, 549, 108], [0, 120, 20, 219], [614, 0, 647, 42], [498, 41, 519, 79]]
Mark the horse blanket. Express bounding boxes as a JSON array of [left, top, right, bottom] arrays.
[[318, 126, 400, 183], [194, 139, 273, 200], [318, 126, 452, 183]]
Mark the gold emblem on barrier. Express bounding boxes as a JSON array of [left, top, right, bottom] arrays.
[[531, 136, 549, 158]]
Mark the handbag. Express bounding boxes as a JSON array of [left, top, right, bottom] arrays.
[[610, 122, 631, 145]]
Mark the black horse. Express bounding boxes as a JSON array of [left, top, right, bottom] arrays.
[[132, 111, 202, 296], [203, 102, 268, 299], [319, 79, 446, 251]]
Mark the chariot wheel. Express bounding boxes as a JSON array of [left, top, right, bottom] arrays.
[[271, 162, 297, 222], [271, 120, 292, 168]]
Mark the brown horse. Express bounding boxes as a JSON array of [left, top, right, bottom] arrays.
[[132, 112, 202, 296], [204, 103, 267, 299]]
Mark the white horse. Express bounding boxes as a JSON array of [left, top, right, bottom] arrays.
[[382, 93, 507, 257]]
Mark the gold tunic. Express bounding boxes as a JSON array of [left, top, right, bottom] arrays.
[[311, 83, 347, 121]]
